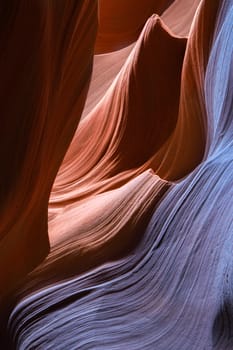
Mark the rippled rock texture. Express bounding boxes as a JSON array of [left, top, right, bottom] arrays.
[[1, 0, 233, 349]]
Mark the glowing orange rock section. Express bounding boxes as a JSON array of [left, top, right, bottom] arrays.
[[1, 0, 233, 349]]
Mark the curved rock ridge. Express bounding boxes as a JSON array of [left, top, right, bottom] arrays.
[[50, 15, 186, 208], [1, 0, 233, 349], [146, 0, 221, 180], [0, 0, 97, 297], [82, 0, 201, 121], [95, 0, 174, 53]]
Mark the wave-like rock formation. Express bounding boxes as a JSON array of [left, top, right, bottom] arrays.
[[0, 0, 233, 349]]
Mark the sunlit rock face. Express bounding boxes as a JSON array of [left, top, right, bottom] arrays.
[[1, 0, 233, 349]]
